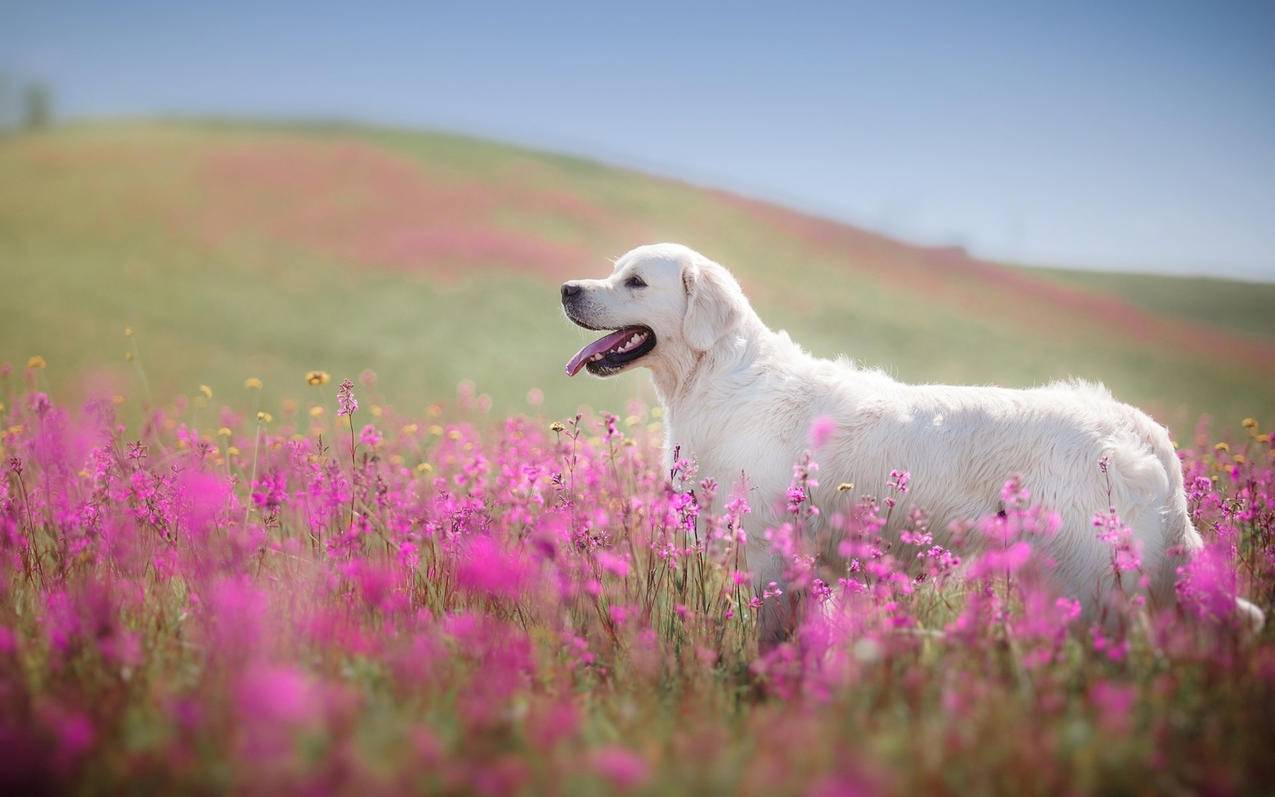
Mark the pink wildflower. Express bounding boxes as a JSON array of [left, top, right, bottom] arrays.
[[591, 745, 649, 791], [337, 378, 358, 417], [808, 415, 836, 449]]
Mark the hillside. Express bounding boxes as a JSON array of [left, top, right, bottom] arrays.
[[0, 121, 1271, 434]]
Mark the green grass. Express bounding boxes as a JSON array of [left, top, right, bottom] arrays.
[[0, 121, 1272, 434], [1024, 265, 1275, 341]]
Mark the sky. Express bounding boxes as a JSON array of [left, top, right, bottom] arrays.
[[3, 0, 1274, 280]]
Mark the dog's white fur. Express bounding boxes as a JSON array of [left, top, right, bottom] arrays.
[[562, 243, 1262, 643]]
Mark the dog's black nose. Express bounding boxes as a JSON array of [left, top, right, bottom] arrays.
[[561, 283, 582, 301]]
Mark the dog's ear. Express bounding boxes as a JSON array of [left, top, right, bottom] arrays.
[[682, 258, 742, 351]]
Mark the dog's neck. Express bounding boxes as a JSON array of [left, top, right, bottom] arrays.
[[647, 312, 774, 418]]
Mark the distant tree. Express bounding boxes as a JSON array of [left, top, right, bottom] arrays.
[[21, 82, 52, 130]]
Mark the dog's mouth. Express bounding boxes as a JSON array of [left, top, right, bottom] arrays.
[[564, 325, 657, 377]]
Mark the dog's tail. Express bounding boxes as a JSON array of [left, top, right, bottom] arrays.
[[1139, 416, 1265, 634]]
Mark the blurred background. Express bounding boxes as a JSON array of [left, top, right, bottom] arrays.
[[1, 0, 1272, 433]]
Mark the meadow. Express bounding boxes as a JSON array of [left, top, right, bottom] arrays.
[[2, 122, 1275, 794], [2, 122, 1274, 433]]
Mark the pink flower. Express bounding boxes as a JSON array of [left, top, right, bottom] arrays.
[[969, 541, 1033, 578], [456, 536, 532, 600], [591, 745, 649, 791], [1090, 680, 1136, 734], [1176, 539, 1238, 622], [808, 415, 836, 449], [0, 626, 15, 656], [52, 711, 95, 765], [337, 378, 358, 417], [359, 424, 382, 447], [887, 469, 910, 494], [609, 604, 630, 626], [251, 471, 286, 511], [596, 550, 630, 578], [27, 392, 51, 417], [236, 663, 320, 726]]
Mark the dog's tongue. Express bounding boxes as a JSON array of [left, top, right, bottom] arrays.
[[565, 329, 633, 376]]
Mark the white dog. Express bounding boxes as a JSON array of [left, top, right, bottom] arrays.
[[561, 242, 1261, 644]]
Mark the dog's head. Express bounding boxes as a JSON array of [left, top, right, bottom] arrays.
[[561, 243, 747, 377]]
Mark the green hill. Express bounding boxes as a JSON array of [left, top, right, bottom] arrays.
[[1, 121, 1271, 435]]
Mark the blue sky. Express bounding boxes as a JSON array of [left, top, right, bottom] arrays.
[[3, 1, 1273, 280]]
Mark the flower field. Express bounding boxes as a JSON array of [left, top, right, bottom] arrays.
[[2, 357, 1273, 795]]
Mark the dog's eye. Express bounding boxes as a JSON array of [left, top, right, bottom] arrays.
[[625, 275, 647, 289]]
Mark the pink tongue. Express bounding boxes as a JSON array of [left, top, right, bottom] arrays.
[[565, 329, 635, 376]]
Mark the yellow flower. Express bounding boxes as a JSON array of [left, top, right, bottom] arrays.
[[416, 462, 434, 474], [257, 411, 273, 423], [26, 355, 46, 369], [837, 482, 855, 492], [447, 429, 462, 441], [111, 395, 125, 405], [549, 421, 566, 433], [124, 326, 134, 337], [1258, 434, 1271, 444], [305, 370, 331, 386], [244, 377, 263, 390], [1234, 454, 1247, 465], [427, 404, 443, 418], [650, 406, 663, 418], [309, 406, 325, 417], [1214, 442, 1229, 453], [1242, 417, 1258, 430], [199, 384, 213, 400], [124, 352, 134, 362], [7, 425, 23, 436], [370, 404, 383, 418], [217, 427, 232, 438], [625, 415, 640, 427], [227, 446, 240, 457], [429, 424, 443, 436], [401, 423, 419, 435]]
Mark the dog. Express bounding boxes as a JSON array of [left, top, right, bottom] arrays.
[[561, 242, 1263, 645]]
